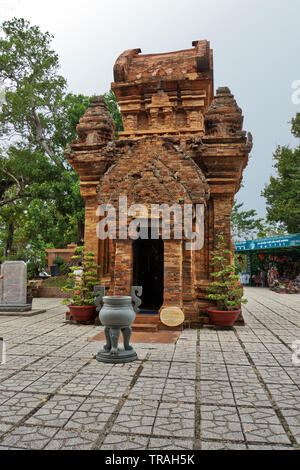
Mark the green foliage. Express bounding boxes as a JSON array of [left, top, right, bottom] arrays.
[[103, 90, 123, 138], [206, 234, 247, 311], [52, 256, 66, 272], [255, 223, 287, 239], [231, 201, 287, 241], [231, 201, 264, 240], [234, 254, 247, 274], [52, 93, 92, 149], [52, 256, 65, 266], [291, 113, 300, 139], [62, 246, 100, 306], [13, 239, 50, 279], [42, 276, 68, 288], [262, 127, 300, 233], [0, 17, 124, 266], [0, 18, 88, 250], [0, 18, 67, 167]]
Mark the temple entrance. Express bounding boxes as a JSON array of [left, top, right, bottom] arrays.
[[132, 237, 164, 312]]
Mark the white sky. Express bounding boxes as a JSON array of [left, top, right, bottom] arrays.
[[1, 0, 299, 217]]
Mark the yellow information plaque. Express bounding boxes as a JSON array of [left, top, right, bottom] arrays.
[[160, 307, 185, 327]]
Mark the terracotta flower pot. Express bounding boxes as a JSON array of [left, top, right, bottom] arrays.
[[206, 308, 241, 327], [68, 305, 97, 322]]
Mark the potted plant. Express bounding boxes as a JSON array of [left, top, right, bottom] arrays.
[[62, 246, 100, 322], [206, 233, 247, 327], [52, 256, 66, 274]]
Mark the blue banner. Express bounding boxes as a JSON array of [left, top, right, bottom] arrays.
[[234, 233, 300, 252]]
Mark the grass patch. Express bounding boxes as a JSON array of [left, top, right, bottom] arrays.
[[42, 276, 68, 288]]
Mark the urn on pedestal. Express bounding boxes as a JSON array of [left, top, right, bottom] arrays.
[[96, 294, 139, 364]]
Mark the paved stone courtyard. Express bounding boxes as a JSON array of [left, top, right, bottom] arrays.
[[0, 287, 299, 450]]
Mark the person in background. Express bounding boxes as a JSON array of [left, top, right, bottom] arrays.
[[255, 272, 261, 287], [261, 269, 267, 287]]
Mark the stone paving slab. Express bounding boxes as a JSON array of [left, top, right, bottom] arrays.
[[44, 428, 99, 450], [111, 414, 155, 435], [147, 437, 194, 450], [153, 417, 195, 438], [0, 425, 59, 449], [201, 441, 247, 450], [0, 289, 299, 450], [0, 392, 46, 424], [0, 309, 46, 317], [200, 420, 244, 441], [101, 434, 149, 450], [119, 399, 159, 417]]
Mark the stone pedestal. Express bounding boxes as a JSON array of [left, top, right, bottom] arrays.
[[96, 348, 137, 364]]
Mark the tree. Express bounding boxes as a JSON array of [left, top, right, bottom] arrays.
[[291, 113, 300, 139], [0, 18, 68, 166], [262, 114, 300, 233], [0, 18, 123, 268], [103, 89, 123, 138], [255, 222, 286, 239], [231, 201, 264, 240], [0, 18, 90, 251]]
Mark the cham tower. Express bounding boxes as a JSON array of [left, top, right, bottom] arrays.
[[65, 41, 252, 327]]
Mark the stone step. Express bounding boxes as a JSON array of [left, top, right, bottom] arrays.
[[132, 323, 159, 332], [133, 314, 160, 324]]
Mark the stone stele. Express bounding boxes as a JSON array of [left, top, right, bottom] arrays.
[[0, 261, 31, 312]]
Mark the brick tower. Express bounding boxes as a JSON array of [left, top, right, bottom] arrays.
[[65, 41, 252, 327]]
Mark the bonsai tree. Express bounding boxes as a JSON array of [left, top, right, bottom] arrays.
[[206, 233, 247, 311], [62, 246, 100, 306]]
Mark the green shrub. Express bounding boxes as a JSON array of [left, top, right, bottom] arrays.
[[62, 246, 100, 306], [52, 256, 65, 266], [52, 256, 67, 273], [206, 233, 248, 311]]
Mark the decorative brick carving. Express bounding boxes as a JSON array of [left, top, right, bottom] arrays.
[[204, 87, 244, 137], [112, 41, 213, 139]]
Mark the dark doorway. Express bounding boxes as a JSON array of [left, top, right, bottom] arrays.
[[133, 237, 164, 312]]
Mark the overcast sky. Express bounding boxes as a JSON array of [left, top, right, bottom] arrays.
[[1, 0, 299, 218]]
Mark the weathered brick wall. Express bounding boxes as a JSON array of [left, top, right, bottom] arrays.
[[113, 240, 132, 296], [162, 240, 183, 307], [38, 287, 73, 298], [46, 244, 77, 269]]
